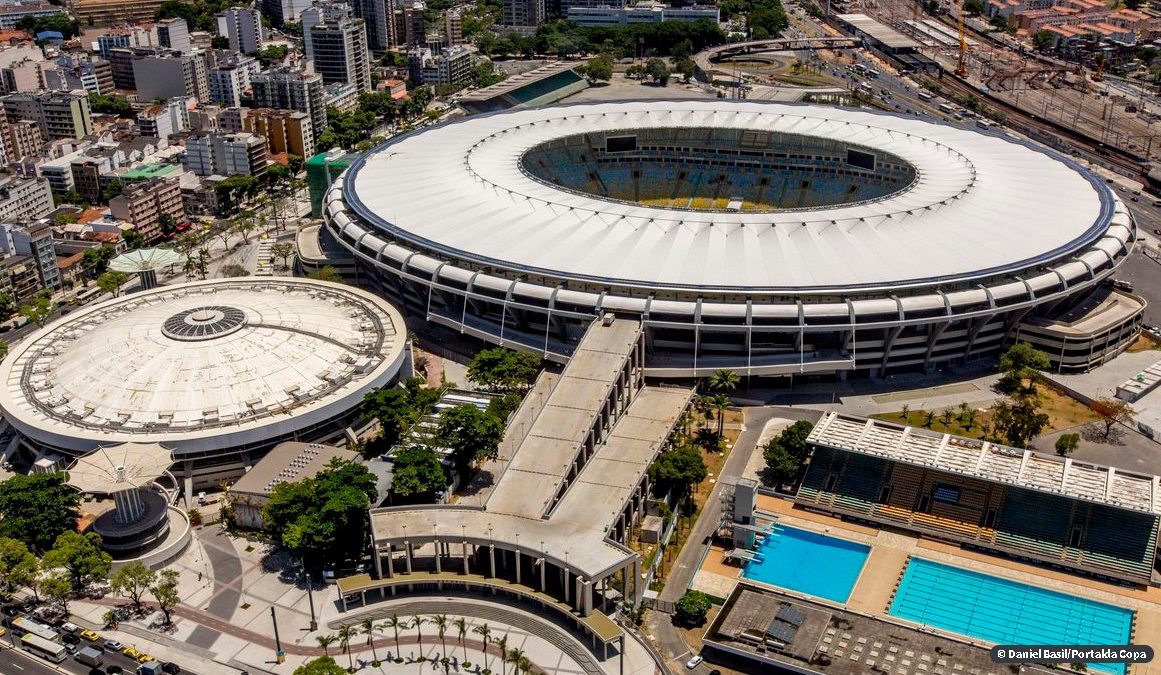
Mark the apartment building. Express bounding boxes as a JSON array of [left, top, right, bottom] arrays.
[[0, 176, 54, 222], [217, 7, 264, 55], [184, 132, 268, 177], [251, 68, 327, 137], [133, 52, 209, 104], [0, 91, 92, 141], [309, 16, 372, 92], [108, 178, 183, 243]]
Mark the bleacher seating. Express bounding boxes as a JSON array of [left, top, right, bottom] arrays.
[[795, 447, 1160, 585]]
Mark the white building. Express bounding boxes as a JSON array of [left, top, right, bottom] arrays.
[[183, 132, 268, 177], [0, 176, 54, 222], [136, 99, 189, 142], [407, 45, 476, 87], [208, 55, 260, 108], [217, 7, 264, 55]]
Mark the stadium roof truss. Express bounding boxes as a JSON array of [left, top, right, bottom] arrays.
[[809, 412, 1161, 516]]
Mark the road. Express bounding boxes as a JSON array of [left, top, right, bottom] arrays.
[[0, 637, 179, 675]]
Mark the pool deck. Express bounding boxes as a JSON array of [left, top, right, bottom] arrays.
[[692, 494, 1161, 674]]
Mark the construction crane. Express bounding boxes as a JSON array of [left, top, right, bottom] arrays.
[[1093, 54, 1107, 82], [955, 0, 968, 77]]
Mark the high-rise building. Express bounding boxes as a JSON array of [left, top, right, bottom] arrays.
[[217, 7, 264, 55], [309, 17, 372, 93], [0, 222, 59, 292], [208, 53, 260, 107], [107, 46, 158, 90], [404, 3, 425, 47], [351, 0, 392, 54], [408, 45, 475, 87], [251, 68, 328, 138], [136, 99, 189, 142], [43, 54, 114, 95], [0, 176, 54, 222], [133, 52, 209, 104], [228, 107, 315, 159], [108, 178, 184, 243], [442, 10, 463, 47], [157, 18, 191, 53], [503, 0, 545, 27], [184, 132, 268, 177], [0, 91, 92, 141], [261, 0, 313, 26], [301, 2, 352, 58], [6, 119, 42, 161]]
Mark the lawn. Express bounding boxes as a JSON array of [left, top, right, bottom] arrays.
[[873, 385, 1099, 440]]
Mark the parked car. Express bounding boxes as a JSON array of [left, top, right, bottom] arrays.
[[122, 646, 143, 660], [161, 662, 182, 674], [103, 639, 123, 651], [686, 655, 704, 669], [81, 629, 101, 641]]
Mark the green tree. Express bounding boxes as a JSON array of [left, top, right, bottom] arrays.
[[647, 445, 707, 499], [101, 179, 125, 204], [271, 241, 295, 269], [87, 93, 132, 116], [360, 617, 380, 665], [584, 53, 613, 82], [0, 536, 36, 591], [42, 531, 112, 591], [159, 213, 179, 238], [434, 613, 448, 660], [645, 57, 670, 85], [390, 445, 447, 501], [294, 656, 347, 675], [316, 633, 337, 657], [0, 472, 80, 552], [41, 571, 71, 614], [964, 0, 985, 14], [0, 339, 7, 361], [706, 392, 731, 437], [454, 616, 468, 662], [263, 459, 377, 569], [468, 348, 541, 391], [97, 270, 130, 297], [361, 386, 414, 449], [210, 35, 230, 49], [473, 624, 492, 671], [384, 613, 404, 658], [149, 568, 181, 625], [1033, 29, 1055, 51], [307, 265, 343, 283], [438, 404, 506, 471], [82, 244, 116, 277], [19, 294, 53, 327], [123, 228, 145, 249], [674, 589, 712, 625], [991, 397, 1049, 448], [761, 420, 814, 485], [110, 561, 157, 614], [255, 44, 289, 65], [998, 342, 1051, 395], [1055, 432, 1080, 456]]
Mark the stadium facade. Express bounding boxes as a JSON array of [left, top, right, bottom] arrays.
[[323, 101, 1142, 378]]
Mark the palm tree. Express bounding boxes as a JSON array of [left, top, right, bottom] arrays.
[[708, 368, 740, 393], [412, 616, 427, 656], [508, 648, 527, 675], [385, 613, 404, 659], [316, 633, 337, 657], [454, 617, 468, 662], [360, 617, 379, 665], [473, 623, 492, 670], [709, 393, 731, 437], [495, 635, 509, 675], [433, 614, 448, 660], [900, 403, 910, 420], [337, 624, 357, 673]]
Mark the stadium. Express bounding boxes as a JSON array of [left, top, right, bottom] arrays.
[[0, 278, 409, 491], [322, 100, 1142, 378]]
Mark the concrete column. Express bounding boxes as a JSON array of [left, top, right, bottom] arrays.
[[539, 558, 546, 592], [633, 558, 642, 603], [563, 567, 570, 603], [405, 542, 413, 574], [515, 549, 522, 584], [581, 579, 592, 616], [621, 564, 628, 600], [386, 544, 394, 577], [374, 542, 384, 578], [463, 540, 470, 575], [489, 545, 496, 578], [434, 538, 442, 573]]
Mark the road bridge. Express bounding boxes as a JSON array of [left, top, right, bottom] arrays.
[[695, 36, 862, 81]]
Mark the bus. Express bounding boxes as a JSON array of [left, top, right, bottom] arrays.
[[11, 616, 60, 642], [938, 102, 955, 115], [917, 91, 933, 102], [76, 286, 102, 305], [21, 633, 67, 663]]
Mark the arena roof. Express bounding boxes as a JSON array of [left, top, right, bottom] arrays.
[[809, 412, 1161, 515], [341, 101, 1117, 293], [66, 442, 173, 494], [0, 278, 408, 455], [109, 248, 183, 273]]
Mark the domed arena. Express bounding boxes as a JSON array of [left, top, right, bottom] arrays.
[[323, 100, 1142, 378], [0, 278, 409, 488]]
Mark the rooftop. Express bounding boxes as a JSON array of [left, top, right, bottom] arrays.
[[809, 412, 1161, 515], [66, 442, 173, 494], [230, 441, 358, 497]]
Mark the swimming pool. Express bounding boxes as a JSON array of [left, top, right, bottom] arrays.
[[740, 525, 870, 603], [889, 558, 1134, 675]]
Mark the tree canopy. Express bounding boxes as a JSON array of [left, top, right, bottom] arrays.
[[998, 342, 1050, 394], [762, 420, 814, 486], [675, 589, 713, 625], [82, 244, 117, 277], [390, 445, 447, 502], [0, 536, 37, 592], [110, 561, 156, 613], [42, 531, 112, 591], [467, 348, 541, 391], [438, 404, 506, 472], [294, 657, 348, 675], [990, 397, 1049, 448], [0, 472, 80, 553], [16, 13, 80, 39], [263, 458, 377, 569], [648, 445, 707, 499], [88, 93, 133, 117]]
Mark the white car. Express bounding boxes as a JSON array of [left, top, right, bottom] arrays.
[[685, 655, 704, 669]]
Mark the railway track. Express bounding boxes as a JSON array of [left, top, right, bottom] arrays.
[[933, 73, 1147, 178]]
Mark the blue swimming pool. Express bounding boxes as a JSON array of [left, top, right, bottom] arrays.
[[740, 525, 870, 603], [889, 558, 1135, 675]]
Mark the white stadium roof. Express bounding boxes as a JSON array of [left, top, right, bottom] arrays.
[[0, 278, 408, 454], [343, 101, 1114, 292]]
